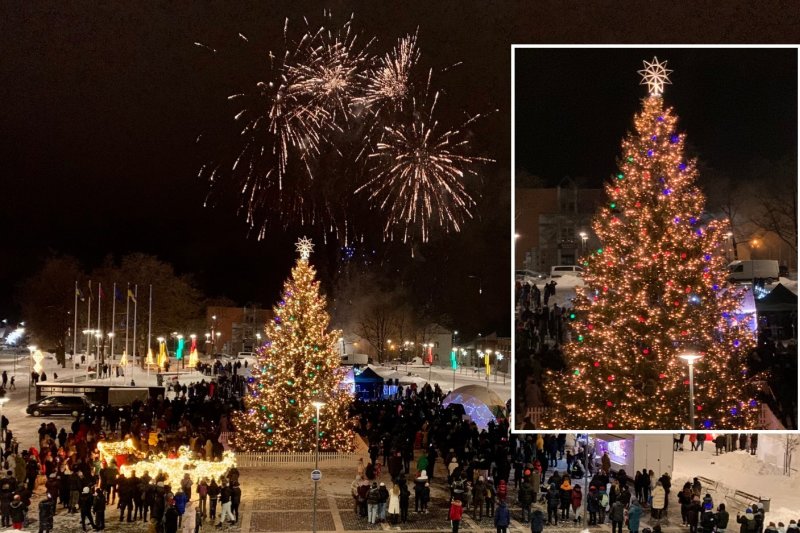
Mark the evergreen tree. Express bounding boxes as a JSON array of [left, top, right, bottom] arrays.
[[232, 238, 354, 451], [542, 58, 759, 430]]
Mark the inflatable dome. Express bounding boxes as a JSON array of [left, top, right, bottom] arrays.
[[441, 385, 507, 430]]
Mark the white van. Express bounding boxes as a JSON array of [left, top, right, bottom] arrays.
[[550, 265, 584, 278], [726, 260, 779, 283]]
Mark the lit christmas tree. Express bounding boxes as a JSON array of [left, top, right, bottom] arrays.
[[232, 237, 355, 452], [541, 58, 759, 430]]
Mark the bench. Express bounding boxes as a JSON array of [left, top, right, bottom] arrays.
[[696, 476, 718, 492], [731, 489, 761, 510]]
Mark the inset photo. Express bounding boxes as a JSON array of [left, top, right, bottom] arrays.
[[513, 47, 798, 431]]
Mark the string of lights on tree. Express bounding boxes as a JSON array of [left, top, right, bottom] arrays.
[[541, 58, 759, 430], [231, 237, 355, 452]]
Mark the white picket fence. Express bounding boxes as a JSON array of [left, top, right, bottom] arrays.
[[218, 432, 359, 467]]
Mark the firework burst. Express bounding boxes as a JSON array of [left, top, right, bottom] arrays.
[[199, 13, 490, 246], [357, 89, 489, 243]]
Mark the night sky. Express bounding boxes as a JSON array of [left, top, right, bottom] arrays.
[[3, 3, 800, 335], [515, 48, 797, 186]]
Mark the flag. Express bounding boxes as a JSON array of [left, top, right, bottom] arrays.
[[114, 286, 123, 302], [76, 288, 85, 302], [128, 289, 137, 304]]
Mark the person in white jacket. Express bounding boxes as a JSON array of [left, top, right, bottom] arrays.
[[388, 484, 401, 525], [182, 500, 197, 533]]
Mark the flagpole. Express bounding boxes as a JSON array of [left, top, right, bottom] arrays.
[[86, 280, 92, 383], [147, 284, 152, 377], [111, 283, 116, 365], [133, 284, 138, 368], [96, 282, 102, 374], [73, 281, 79, 384], [125, 282, 130, 373]]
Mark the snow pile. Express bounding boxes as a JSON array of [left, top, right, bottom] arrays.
[[673, 448, 800, 524]]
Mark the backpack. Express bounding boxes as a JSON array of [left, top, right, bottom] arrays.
[[601, 494, 609, 507]]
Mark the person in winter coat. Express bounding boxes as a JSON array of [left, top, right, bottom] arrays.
[[610, 500, 625, 533], [181, 500, 196, 533], [651, 481, 666, 518], [164, 502, 179, 533], [546, 483, 560, 525], [738, 508, 758, 533], [494, 500, 511, 533], [688, 496, 703, 533], [518, 480, 534, 523], [93, 487, 106, 530], [473, 476, 487, 520], [449, 498, 463, 533], [559, 478, 572, 520], [420, 482, 430, 514], [38, 493, 56, 533], [700, 510, 718, 533], [531, 505, 546, 533], [217, 482, 234, 526], [174, 490, 187, 526], [398, 479, 410, 523], [79, 486, 96, 531], [230, 480, 241, 523], [9, 495, 25, 530], [571, 484, 584, 524], [587, 486, 600, 525], [628, 499, 643, 533], [118, 474, 134, 522], [715, 504, 730, 533], [388, 484, 401, 525], [197, 478, 208, 518], [367, 481, 380, 524], [378, 482, 390, 522], [679, 483, 694, 525], [207, 479, 220, 521], [598, 485, 610, 524], [180, 474, 192, 501]]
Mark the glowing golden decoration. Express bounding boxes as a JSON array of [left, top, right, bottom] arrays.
[[145, 347, 155, 366], [32, 350, 44, 374], [157, 341, 167, 370], [188, 349, 199, 369], [118, 446, 237, 485]]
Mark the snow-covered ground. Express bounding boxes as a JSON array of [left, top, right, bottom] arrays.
[[673, 446, 800, 524], [370, 362, 511, 402]]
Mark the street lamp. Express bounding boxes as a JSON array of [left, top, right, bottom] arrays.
[[27, 345, 37, 404], [579, 231, 588, 251], [496, 353, 505, 383], [679, 353, 703, 429], [311, 401, 325, 533]]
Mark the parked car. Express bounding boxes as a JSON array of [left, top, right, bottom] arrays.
[[237, 351, 255, 358], [27, 394, 94, 417], [515, 269, 547, 282], [550, 265, 585, 278]]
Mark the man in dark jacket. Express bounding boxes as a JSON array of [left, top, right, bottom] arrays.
[[715, 503, 730, 533], [93, 487, 106, 530], [118, 473, 134, 522], [230, 481, 242, 524], [610, 500, 625, 533], [100, 461, 118, 505], [0, 473, 14, 527], [164, 502, 179, 533], [79, 486, 96, 531], [38, 492, 56, 533], [546, 484, 560, 525], [518, 480, 534, 523]]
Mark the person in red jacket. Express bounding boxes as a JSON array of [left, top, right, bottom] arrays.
[[571, 484, 584, 524], [497, 480, 508, 502], [449, 498, 463, 533]]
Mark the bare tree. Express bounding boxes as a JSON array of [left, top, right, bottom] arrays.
[[356, 299, 399, 363], [785, 434, 800, 476], [749, 156, 798, 255]]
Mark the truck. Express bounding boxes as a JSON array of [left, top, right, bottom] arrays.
[[107, 387, 151, 407], [726, 260, 780, 283]]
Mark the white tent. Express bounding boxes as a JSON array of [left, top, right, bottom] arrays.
[[442, 385, 507, 430]]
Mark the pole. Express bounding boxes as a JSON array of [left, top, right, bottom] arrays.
[[688, 363, 696, 430], [86, 280, 92, 375], [111, 283, 116, 363], [148, 284, 153, 374], [96, 282, 102, 366], [313, 404, 321, 533], [73, 281, 79, 384], [133, 284, 138, 366], [125, 283, 130, 369]]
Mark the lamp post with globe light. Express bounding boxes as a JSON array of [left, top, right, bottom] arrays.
[[311, 401, 325, 533], [679, 353, 703, 429]]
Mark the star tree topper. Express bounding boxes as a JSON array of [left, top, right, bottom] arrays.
[[638, 56, 673, 97], [295, 236, 314, 260]]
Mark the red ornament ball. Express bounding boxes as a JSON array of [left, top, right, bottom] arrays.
[[607, 375, 615, 381], [607, 422, 614, 429], [642, 348, 650, 355], [680, 252, 687, 259], [696, 405, 703, 411], [659, 373, 666, 379], [683, 379, 690, 385], [606, 401, 613, 407]]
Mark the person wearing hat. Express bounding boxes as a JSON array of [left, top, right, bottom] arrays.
[[38, 492, 56, 533], [449, 497, 463, 533], [737, 508, 758, 533], [628, 498, 643, 533], [79, 486, 97, 531], [9, 494, 25, 531], [93, 487, 106, 530], [518, 478, 534, 523], [786, 521, 799, 533], [377, 481, 390, 523], [206, 478, 219, 522]]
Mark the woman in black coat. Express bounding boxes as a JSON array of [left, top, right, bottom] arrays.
[[39, 493, 56, 533]]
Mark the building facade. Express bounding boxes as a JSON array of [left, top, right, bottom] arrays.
[[515, 178, 605, 273], [205, 306, 273, 355]]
